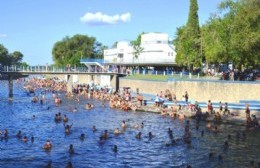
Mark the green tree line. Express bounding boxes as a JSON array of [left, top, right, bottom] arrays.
[[0, 44, 27, 67], [52, 34, 107, 66], [174, 0, 260, 71]]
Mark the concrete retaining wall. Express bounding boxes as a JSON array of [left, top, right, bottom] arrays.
[[119, 78, 260, 103], [48, 74, 101, 84]]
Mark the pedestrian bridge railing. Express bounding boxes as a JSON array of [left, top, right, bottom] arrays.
[[0, 65, 129, 75]]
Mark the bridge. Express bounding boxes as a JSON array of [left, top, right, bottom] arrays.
[[0, 65, 128, 98]]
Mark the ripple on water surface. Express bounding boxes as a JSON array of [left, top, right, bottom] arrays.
[[0, 82, 260, 168]]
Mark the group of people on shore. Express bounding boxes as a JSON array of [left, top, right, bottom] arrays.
[[152, 89, 259, 129]]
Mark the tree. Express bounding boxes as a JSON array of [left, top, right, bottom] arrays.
[[112, 41, 118, 48], [201, 16, 232, 65], [52, 34, 106, 66], [228, 0, 260, 68], [174, 0, 201, 71], [10, 51, 23, 65], [93, 41, 107, 59], [131, 32, 145, 60], [0, 44, 11, 66], [174, 26, 190, 66], [19, 62, 29, 67], [206, 0, 260, 69]]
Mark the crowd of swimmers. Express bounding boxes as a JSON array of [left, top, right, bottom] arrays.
[[1, 77, 259, 168]]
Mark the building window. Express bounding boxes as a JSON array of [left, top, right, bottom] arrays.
[[171, 52, 173, 56], [118, 53, 124, 58], [168, 52, 170, 56]]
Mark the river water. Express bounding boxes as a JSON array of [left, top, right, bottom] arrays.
[[0, 80, 259, 168]]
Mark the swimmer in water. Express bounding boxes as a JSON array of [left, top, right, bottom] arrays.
[[65, 162, 73, 168], [54, 114, 61, 123], [92, 125, 97, 132], [69, 144, 74, 154], [223, 141, 229, 151], [80, 133, 85, 141], [101, 130, 108, 140], [73, 107, 78, 112], [45, 161, 52, 168], [209, 152, 214, 159], [121, 120, 127, 129], [64, 123, 73, 134], [148, 132, 153, 139], [168, 128, 173, 135], [218, 154, 223, 161], [63, 115, 68, 123], [43, 140, 52, 150], [86, 103, 93, 110], [16, 130, 22, 139], [113, 145, 118, 153], [4, 129, 8, 138], [136, 132, 142, 139], [22, 136, 28, 143], [114, 128, 120, 135]]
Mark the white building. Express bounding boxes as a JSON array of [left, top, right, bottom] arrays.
[[104, 33, 176, 65]]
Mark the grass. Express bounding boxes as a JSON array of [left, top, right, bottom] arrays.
[[125, 74, 168, 81], [124, 73, 221, 81]]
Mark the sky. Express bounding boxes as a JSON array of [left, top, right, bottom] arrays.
[[0, 0, 223, 65]]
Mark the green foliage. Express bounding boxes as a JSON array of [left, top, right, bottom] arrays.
[[130, 32, 145, 46], [0, 44, 25, 66], [201, 16, 231, 64], [187, 0, 200, 35], [203, 0, 260, 69], [174, 0, 201, 70], [132, 45, 144, 60], [125, 74, 168, 81], [229, 0, 260, 68], [0, 44, 10, 65], [19, 62, 29, 67], [112, 41, 118, 48], [10, 51, 23, 65], [52, 34, 105, 66], [174, 26, 189, 66], [175, 0, 260, 70], [131, 32, 145, 60]]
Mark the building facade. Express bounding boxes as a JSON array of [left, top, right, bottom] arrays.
[[104, 33, 176, 66]]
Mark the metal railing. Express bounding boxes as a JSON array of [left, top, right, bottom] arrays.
[[0, 65, 129, 74]]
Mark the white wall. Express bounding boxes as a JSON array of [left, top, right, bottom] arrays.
[[104, 33, 176, 64]]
